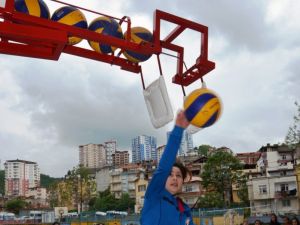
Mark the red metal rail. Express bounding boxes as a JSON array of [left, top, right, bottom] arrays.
[[0, 0, 215, 86]]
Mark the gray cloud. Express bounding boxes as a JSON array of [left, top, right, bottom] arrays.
[[0, 1, 299, 177], [121, 0, 278, 52]]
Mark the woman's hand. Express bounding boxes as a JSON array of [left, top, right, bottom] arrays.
[[175, 110, 190, 128]]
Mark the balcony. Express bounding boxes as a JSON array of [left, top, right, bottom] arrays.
[[274, 189, 297, 198], [277, 159, 291, 164]]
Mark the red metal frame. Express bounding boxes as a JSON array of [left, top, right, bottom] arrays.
[[0, 0, 215, 86]]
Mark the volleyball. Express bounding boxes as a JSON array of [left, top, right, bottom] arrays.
[[123, 27, 153, 63], [14, 0, 50, 19], [88, 16, 123, 54], [184, 88, 222, 128], [51, 6, 87, 45]]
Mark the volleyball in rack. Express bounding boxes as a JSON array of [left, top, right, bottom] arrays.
[[123, 26, 153, 63], [88, 16, 124, 54], [14, 0, 50, 19], [51, 6, 88, 45]]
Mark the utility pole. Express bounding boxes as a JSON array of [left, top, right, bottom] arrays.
[[77, 174, 83, 214]]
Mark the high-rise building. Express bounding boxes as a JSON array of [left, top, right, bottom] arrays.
[[105, 140, 117, 165], [4, 159, 40, 197], [167, 130, 193, 156], [131, 135, 157, 163], [79, 144, 106, 168], [156, 145, 166, 163], [112, 151, 129, 167]]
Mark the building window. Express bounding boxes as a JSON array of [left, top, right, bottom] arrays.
[[262, 200, 268, 207], [280, 183, 289, 192], [259, 185, 267, 194], [184, 185, 193, 192], [282, 155, 286, 160], [282, 199, 291, 207], [138, 185, 146, 192], [280, 171, 287, 176]]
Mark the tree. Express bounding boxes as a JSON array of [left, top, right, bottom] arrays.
[[196, 192, 224, 208], [116, 193, 135, 211], [201, 151, 246, 207], [69, 166, 97, 212], [40, 174, 61, 188], [0, 170, 4, 195], [93, 189, 118, 211], [237, 177, 249, 206], [194, 145, 214, 157], [5, 198, 28, 214], [285, 101, 300, 148], [48, 165, 96, 211]]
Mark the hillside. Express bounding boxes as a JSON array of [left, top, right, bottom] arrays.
[[40, 174, 61, 188]]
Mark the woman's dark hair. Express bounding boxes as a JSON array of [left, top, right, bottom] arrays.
[[270, 213, 278, 221], [254, 220, 262, 225], [173, 160, 191, 181], [291, 217, 300, 225]]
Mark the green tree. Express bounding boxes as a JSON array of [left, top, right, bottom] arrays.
[[40, 174, 61, 188], [48, 182, 59, 207], [66, 166, 97, 211], [48, 165, 96, 210], [5, 198, 28, 214], [94, 189, 118, 211], [116, 193, 135, 211], [201, 151, 245, 207], [237, 175, 249, 205], [196, 192, 224, 208], [194, 145, 214, 156], [285, 101, 300, 148], [0, 170, 4, 195]]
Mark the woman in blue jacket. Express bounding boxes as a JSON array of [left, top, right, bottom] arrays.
[[140, 111, 194, 225]]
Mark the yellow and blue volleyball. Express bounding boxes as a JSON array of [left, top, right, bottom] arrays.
[[14, 0, 50, 19], [51, 6, 87, 45], [184, 88, 222, 128], [88, 16, 123, 54], [123, 27, 153, 63]]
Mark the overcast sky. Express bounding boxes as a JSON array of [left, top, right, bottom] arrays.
[[0, 0, 299, 177]]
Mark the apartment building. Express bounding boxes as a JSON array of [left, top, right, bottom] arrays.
[[79, 143, 106, 169], [247, 144, 299, 215], [156, 145, 165, 163], [180, 176, 202, 207], [105, 140, 117, 165], [131, 135, 157, 163], [95, 166, 112, 192], [134, 171, 148, 213], [236, 152, 261, 165], [167, 130, 193, 156], [112, 151, 129, 167], [110, 168, 140, 199], [4, 159, 40, 197], [27, 187, 48, 207]]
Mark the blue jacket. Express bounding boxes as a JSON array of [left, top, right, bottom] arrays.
[[140, 126, 195, 225]]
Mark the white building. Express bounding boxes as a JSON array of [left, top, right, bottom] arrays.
[[105, 140, 117, 165], [247, 144, 299, 216], [110, 168, 140, 199], [156, 145, 165, 163], [27, 187, 48, 207], [167, 130, 193, 156], [5, 159, 40, 197], [95, 166, 112, 192]]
